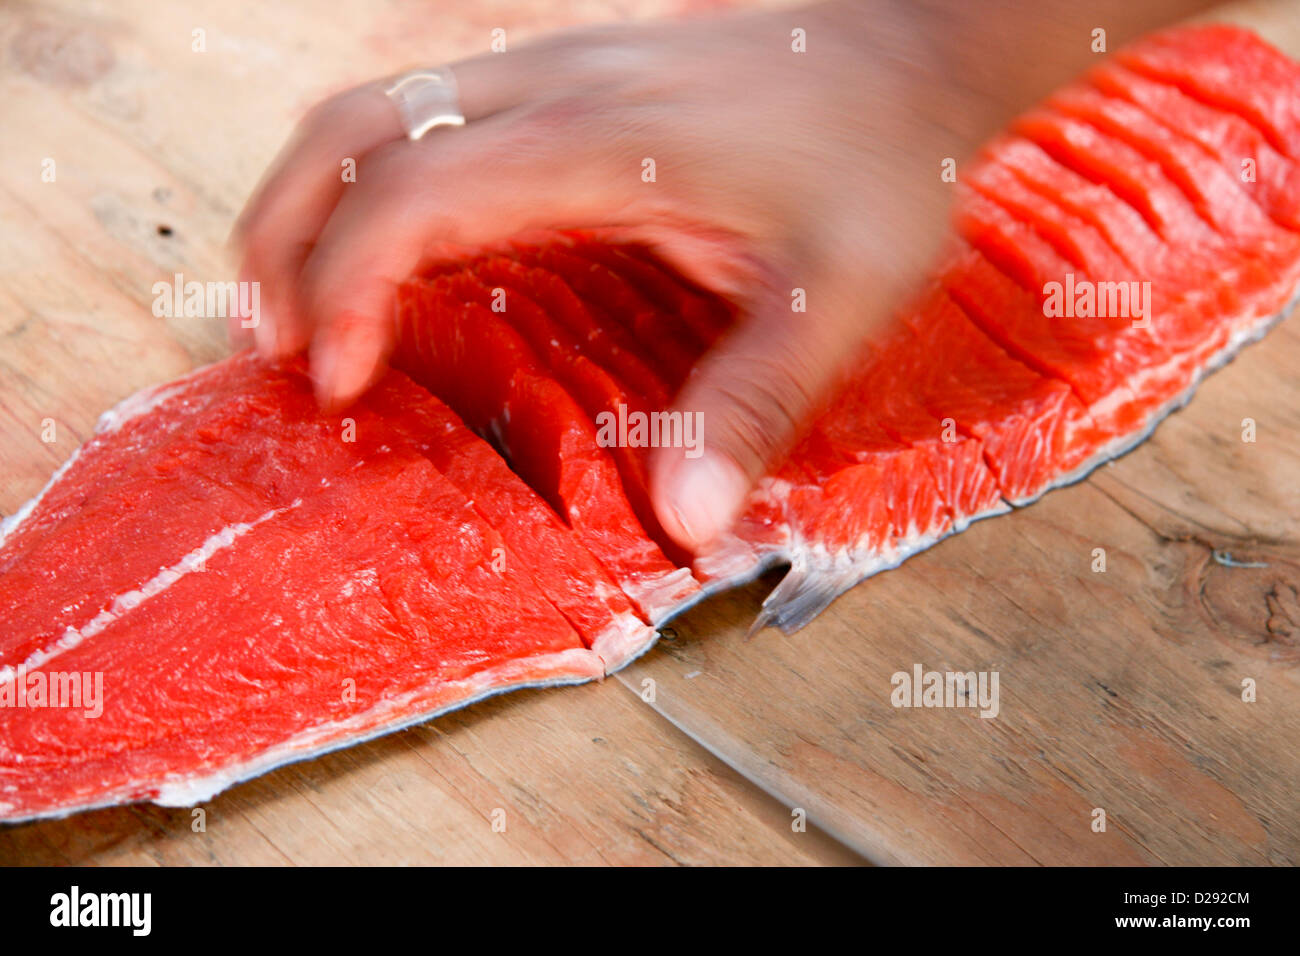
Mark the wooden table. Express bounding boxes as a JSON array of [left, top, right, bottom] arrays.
[[1, 0, 1296, 865]]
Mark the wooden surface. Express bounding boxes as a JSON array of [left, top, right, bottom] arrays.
[[1, 0, 1297, 865]]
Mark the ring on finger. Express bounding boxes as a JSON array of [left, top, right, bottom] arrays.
[[384, 67, 466, 140]]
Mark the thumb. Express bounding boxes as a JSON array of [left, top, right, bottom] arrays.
[[651, 264, 885, 552]]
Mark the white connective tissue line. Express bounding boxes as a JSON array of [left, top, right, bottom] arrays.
[[0, 501, 302, 684], [0, 359, 223, 550], [0, 447, 81, 550]]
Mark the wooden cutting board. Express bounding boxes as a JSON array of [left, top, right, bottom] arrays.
[[0, 0, 1296, 865]]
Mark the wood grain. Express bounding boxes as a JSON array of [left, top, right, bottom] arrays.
[[1, 0, 1296, 865]]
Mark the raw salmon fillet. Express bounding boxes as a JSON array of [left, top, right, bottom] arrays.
[[3, 24, 1299, 820]]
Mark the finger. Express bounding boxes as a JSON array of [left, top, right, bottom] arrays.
[[230, 42, 602, 360], [232, 84, 404, 359], [651, 265, 888, 551], [297, 103, 640, 408], [231, 30, 622, 265]]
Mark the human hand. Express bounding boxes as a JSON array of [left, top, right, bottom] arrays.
[[236, 0, 1190, 550]]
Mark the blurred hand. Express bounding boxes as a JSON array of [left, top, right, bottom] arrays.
[[232, 0, 1204, 551]]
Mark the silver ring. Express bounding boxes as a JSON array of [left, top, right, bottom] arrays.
[[385, 67, 465, 141]]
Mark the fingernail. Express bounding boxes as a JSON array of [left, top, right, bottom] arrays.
[[664, 450, 749, 549]]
